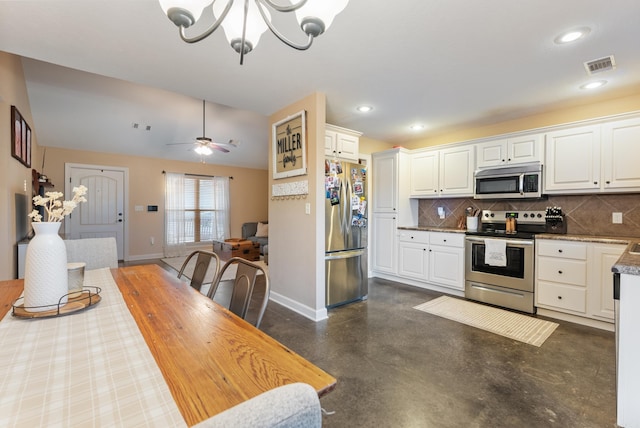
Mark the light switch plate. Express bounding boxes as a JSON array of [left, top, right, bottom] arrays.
[[305, 202, 311, 215]]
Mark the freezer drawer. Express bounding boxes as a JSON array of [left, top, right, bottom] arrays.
[[325, 249, 367, 307]]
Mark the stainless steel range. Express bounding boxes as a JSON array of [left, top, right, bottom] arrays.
[[464, 210, 547, 313]]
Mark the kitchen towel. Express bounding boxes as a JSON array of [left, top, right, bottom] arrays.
[[484, 238, 507, 266]]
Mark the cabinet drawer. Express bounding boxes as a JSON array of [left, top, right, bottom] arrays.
[[537, 281, 587, 313], [429, 232, 464, 248], [537, 257, 587, 286], [398, 230, 429, 244], [537, 240, 587, 260]]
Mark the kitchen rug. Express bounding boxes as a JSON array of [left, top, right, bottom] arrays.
[[413, 296, 558, 347]]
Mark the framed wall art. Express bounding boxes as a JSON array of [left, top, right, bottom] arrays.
[[272, 110, 307, 179], [11, 106, 31, 167]]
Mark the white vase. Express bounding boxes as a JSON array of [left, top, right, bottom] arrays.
[[24, 222, 69, 312]]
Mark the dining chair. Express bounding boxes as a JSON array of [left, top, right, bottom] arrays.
[[207, 257, 270, 328], [178, 250, 221, 293], [64, 237, 118, 269]]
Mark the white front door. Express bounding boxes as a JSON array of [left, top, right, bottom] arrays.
[[64, 164, 127, 260]]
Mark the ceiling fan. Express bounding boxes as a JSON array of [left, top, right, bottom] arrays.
[[167, 100, 239, 156]]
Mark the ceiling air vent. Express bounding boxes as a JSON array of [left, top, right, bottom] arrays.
[[584, 55, 616, 75]]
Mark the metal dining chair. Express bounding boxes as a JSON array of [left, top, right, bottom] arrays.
[[207, 257, 270, 328], [177, 250, 221, 293]]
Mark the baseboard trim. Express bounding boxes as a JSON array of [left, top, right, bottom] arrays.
[[127, 253, 164, 261], [269, 291, 328, 322], [536, 308, 614, 332]]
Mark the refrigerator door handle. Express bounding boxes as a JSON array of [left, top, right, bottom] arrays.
[[325, 249, 366, 260]]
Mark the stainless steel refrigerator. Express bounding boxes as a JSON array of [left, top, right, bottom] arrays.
[[325, 159, 368, 307]]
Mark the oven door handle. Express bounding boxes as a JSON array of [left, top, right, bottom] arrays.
[[465, 236, 534, 246]]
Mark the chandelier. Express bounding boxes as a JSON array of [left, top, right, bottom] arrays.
[[159, 0, 349, 64]]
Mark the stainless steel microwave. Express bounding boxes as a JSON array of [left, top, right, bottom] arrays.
[[474, 163, 543, 199]]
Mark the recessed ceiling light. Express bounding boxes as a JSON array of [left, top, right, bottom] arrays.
[[554, 27, 591, 44], [356, 105, 373, 113], [410, 124, 425, 131], [580, 80, 607, 90]]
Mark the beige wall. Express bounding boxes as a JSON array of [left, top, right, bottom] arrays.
[[402, 87, 640, 149], [42, 147, 268, 259], [0, 52, 41, 280], [359, 135, 393, 154], [268, 93, 327, 319]]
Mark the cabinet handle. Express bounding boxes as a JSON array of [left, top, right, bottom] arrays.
[[507, 158, 511, 161], [434, 190, 437, 192], [557, 296, 563, 300], [443, 239, 447, 242], [594, 181, 598, 185], [606, 181, 610, 184], [558, 249, 563, 253], [558, 270, 563, 274], [502, 159, 505, 162]]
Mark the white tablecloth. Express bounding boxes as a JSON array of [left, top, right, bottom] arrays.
[[0, 268, 186, 427]]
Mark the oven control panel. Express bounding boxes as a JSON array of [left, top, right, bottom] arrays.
[[481, 210, 546, 225]]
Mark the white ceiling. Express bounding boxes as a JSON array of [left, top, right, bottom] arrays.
[[1, 0, 639, 169]]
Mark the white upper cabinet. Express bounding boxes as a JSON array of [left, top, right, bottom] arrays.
[[409, 150, 439, 197], [476, 134, 542, 168], [439, 145, 475, 196], [325, 124, 361, 161], [409, 145, 475, 198], [601, 117, 640, 191], [544, 125, 601, 193], [372, 151, 398, 212], [545, 118, 640, 194]]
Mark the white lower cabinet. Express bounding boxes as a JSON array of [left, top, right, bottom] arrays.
[[398, 231, 429, 280], [536, 239, 625, 326], [589, 243, 625, 320], [371, 213, 398, 275], [429, 244, 464, 290], [396, 230, 464, 292]]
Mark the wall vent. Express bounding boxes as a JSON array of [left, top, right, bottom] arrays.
[[584, 55, 616, 75]]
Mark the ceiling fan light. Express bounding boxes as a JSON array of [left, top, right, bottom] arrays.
[[213, 0, 270, 53], [295, 0, 349, 35], [195, 145, 213, 156], [159, 0, 210, 27]]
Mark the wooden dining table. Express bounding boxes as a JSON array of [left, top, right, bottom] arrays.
[[0, 264, 336, 426]]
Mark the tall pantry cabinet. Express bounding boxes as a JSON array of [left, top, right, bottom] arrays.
[[371, 149, 417, 275]]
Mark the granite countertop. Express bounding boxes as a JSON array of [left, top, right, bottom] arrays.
[[536, 233, 632, 245], [398, 226, 466, 234], [613, 242, 640, 276]]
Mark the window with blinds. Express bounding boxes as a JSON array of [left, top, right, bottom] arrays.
[[165, 173, 230, 247], [183, 175, 228, 243]]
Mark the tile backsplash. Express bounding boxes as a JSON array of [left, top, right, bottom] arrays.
[[418, 194, 640, 237]]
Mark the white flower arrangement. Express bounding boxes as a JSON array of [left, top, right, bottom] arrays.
[[28, 185, 88, 222]]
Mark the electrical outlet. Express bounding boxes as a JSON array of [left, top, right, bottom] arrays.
[[438, 207, 445, 219], [150, 236, 155, 245], [613, 212, 623, 224]]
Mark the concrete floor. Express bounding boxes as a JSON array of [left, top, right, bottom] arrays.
[[261, 278, 617, 428], [128, 260, 617, 427]]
